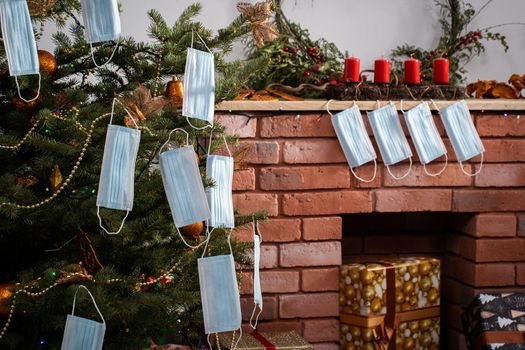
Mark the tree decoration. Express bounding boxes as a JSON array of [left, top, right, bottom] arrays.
[[0, 282, 14, 317], [390, 0, 512, 85], [466, 74, 524, 99], [122, 85, 170, 128], [165, 78, 184, 107], [27, 0, 57, 16], [11, 91, 41, 110], [179, 221, 204, 240], [37, 50, 57, 76], [77, 230, 103, 276], [237, 1, 279, 48], [49, 165, 63, 192]]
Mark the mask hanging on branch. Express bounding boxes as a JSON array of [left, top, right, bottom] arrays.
[[0, 0, 41, 103], [159, 128, 211, 248], [328, 101, 378, 183], [183, 30, 215, 129], [435, 100, 484, 176], [368, 102, 413, 180], [80, 0, 121, 67], [206, 132, 235, 229], [402, 101, 448, 176], [96, 99, 141, 235], [61, 285, 106, 350]]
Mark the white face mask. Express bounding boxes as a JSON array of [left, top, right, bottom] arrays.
[[249, 221, 263, 330], [61, 285, 106, 350], [368, 102, 413, 179], [206, 134, 234, 229], [402, 102, 448, 176], [328, 102, 377, 183], [183, 31, 215, 129], [159, 129, 210, 247], [0, 0, 41, 102], [80, 0, 121, 67], [437, 100, 484, 176], [96, 99, 141, 235]]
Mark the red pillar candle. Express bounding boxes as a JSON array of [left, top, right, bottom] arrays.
[[344, 56, 360, 83], [433, 57, 449, 84], [404, 57, 421, 84], [374, 58, 390, 84]]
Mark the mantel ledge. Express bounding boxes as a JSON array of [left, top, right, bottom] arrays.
[[215, 99, 525, 112]]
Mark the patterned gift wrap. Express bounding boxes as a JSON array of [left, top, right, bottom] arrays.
[[339, 257, 441, 350], [462, 293, 525, 350], [218, 331, 313, 350]]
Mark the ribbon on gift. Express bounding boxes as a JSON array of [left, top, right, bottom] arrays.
[[371, 263, 398, 350], [251, 331, 276, 350], [473, 331, 525, 350]]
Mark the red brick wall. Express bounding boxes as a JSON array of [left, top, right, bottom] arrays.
[[218, 110, 525, 350]]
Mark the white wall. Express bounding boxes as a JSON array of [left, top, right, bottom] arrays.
[[39, 0, 525, 82]]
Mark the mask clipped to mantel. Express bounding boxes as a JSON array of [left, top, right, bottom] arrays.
[[367, 102, 413, 180], [327, 100, 378, 183], [0, 0, 41, 103], [402, 101, 448, 177], [435, 99, 485, 177]]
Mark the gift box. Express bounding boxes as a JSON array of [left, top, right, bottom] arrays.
[[462, 293, 525, 350], [218, 331, 312, 350], [339, 257, 441, 350]]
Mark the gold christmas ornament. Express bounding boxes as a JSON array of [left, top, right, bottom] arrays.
[[0, 282, 14, 317], [165, 77, 184, 106], [370, 297, 382, 314], [360, 269, 374, 285], [180, 221, 204, 240], [349, 267, 360, 281], [236, 1, 279, 48], [12, 92, 41, 110], [28, 0, 57, 16], [344, 285, 356, 299], [49, 165, 63, 192], [38, 50, 57, 76]]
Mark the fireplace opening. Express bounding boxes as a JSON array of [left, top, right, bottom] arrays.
[[340, 211, 479, 350]]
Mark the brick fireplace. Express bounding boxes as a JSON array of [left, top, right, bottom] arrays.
[[218, 101, 525, 350]]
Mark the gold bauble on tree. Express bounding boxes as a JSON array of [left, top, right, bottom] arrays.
[[28, 0, 57, 16], [49, 165, 63, 192], [38, 50, 57, 76], [180, 221, 204, 240], [0, 282, 15, 316], [165, 77, 184, 106], [12, 91, 41, 110]]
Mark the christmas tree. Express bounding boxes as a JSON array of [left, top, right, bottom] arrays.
[[0, 2, 265, 348]]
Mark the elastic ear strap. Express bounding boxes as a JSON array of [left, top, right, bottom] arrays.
[[386, 157, 413, 180], [325, 99, 334, 117], [249, 304, 263, 330], [192, 30, 212, 53], [110, 98, 139, 129], [159, 128, 191, 153], [186, 116, 213, 130], [72, 285, 106, 324], [207, 131, 232, 157], [15, 74, 41, 103], [400, 99, 405, 113], [350, 158, 378, 183], [232, 327, 243, 350], [173, 225, 210, 251], [430, 99, 440, 112], [423, 153, 448, 177], [90, 40, 120, 68], [460, 152, 484, 177], [97, 206, 130, 235]]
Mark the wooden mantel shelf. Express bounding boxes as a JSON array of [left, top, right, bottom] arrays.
[[215, 99, 525, 112]]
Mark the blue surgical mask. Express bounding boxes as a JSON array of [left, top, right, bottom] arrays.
[[0, 0, 41, 102], [159, 129, 211, 248], [96, 99, 141, 235], [61, 285, 106, 350], [402, 102, 448, 176], [183, 31, 215, 129], [206, 134, 234, 229], [80, 0, 121, 67], [368, 102, 413, 179], [330, 103, 377, 182], [438, 100, 484, 176]]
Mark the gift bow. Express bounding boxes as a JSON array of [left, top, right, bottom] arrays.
[[372, 263, 398, 350], [237, 1, 279, 48]]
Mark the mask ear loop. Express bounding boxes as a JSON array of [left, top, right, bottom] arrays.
[[72, 285, 106, 324], [430, 99, 482, 177], [326, 100, 378, 183], [97, 98, 139, 235], [249, 219, 264, 330], [14, 74, 41, 103], [207, 131, 232, 157], [89, 39, 121, 68]]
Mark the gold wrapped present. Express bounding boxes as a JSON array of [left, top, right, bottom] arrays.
[[219, 331, 312, 350], [339, 257, 441, 350]]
